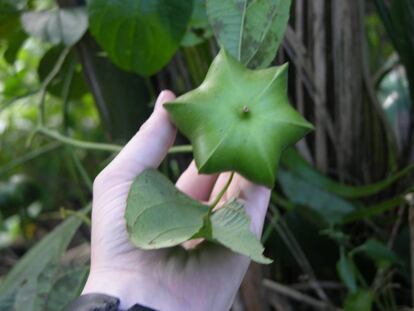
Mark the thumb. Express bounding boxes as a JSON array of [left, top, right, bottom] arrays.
[[102, 90, 177, 181]]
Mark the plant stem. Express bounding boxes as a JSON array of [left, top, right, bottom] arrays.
[[68, 148, 93, 192], [268, 204, 333, 306], [263, 279, 340, 311], [61, 55, 76, 132], [38, 47, 71, 126], [60, 207, 91, 227], [168, 145, 194, 155], [209, 172, 234, 213], [36, 126, 193, 154], [38, 127, 122, 152]]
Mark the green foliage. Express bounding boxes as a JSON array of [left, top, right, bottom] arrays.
[[0, 0, 21, 39], [126, 169, 209, 249], [281, 148, 414, 199], [21, 7, 88, 46], [210, 200, 271, 264], [3, 29, 27, 65], [354, 239, 402, 269], [0, 215, 85, 310], [126, 169, 271, 263], [206, 0, 291, 68], [87, 0, 193, 76], [38, 46, 88, 100], [378, 66, 412, 148], [375, 0, 414, 152], [278, 169, 355, 226], [0, 175, 39, 219], [44, 266, 89, 311], [344, 290, 374, 311], [181, 0, 212, 47], [0, 0, 412, 309], [166, 49, 313, 187], [337, 249, 358, 293]]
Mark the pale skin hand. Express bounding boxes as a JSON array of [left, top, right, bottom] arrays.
[[82, 91, 271, 311]]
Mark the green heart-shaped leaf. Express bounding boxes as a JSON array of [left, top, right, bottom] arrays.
[[126, 169, 208, 249], [88, 0, 193, 76], [126, 169, 271, 264], [165, 49, 313, 187]]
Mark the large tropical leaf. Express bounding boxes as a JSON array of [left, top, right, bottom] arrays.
[[88, 0, 193, 76], [206, 0, 291, 68]]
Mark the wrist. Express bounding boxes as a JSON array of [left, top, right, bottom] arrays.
[[81, 269, 188, 311], [82, 271, 142, 309]]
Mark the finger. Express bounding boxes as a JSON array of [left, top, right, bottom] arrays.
[[176, 161, 218, 201], [231, 177, 271, 237], [103, 90, 177, 180]]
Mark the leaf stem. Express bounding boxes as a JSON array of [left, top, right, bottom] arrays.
[[38, 47, 71, 126], [168, 145, 194, 154], [209, 172, 235, 213], [60, 207, 91, 227], [37, 126, 122, 152], [68, 148, 93, 192], [35, 126, 193, 155]]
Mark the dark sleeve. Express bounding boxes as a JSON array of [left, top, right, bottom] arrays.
[[65, 293, 158, 311]]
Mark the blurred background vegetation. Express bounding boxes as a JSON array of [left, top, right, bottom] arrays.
[[0, 0, 413, 310]]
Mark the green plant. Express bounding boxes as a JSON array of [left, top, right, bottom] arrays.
[[123, 0, 312, 262], [0, 0, 413, 310]]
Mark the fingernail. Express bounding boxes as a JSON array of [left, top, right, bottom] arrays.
[[155, 90, 174, 110]]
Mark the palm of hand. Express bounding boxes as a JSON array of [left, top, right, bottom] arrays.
[[82, 91, 270, 311]]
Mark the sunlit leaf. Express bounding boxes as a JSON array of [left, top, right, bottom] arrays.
[[206, 0, 291, 68], [378, 65, 412, 148], [375, 0, 414, 108], [21, 7, 88, 46]]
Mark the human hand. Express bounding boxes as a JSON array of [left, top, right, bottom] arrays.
[[82, 91, 271, 311]]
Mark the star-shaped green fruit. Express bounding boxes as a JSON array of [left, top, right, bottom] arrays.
[[165, 49, 314, 187]]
